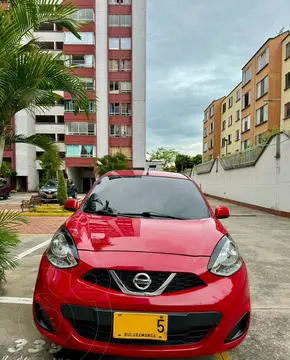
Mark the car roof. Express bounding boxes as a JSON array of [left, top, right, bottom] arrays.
[[103, 170, 188, 180]]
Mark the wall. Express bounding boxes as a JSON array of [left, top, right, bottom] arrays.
[[281, 34, 290, 131], [193, 133, 290, 214]]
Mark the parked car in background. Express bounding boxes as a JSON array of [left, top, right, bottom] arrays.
[[0, 181, 11, 199], [38, 180, 58, 202]]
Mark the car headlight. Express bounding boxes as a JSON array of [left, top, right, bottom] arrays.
[[208, 235, 242, 277], [47, 227, 79, 269]]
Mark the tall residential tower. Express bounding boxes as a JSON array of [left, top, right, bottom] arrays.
[[2, 0, 146, 191]]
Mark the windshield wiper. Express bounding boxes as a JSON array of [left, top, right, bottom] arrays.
[[84, 209, 118, 217], [118, 212, 187, 220]]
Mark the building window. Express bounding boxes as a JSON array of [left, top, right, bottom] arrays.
[[67, 122, 95, 135], [285, 72, 290, 90], [256, 104, 268, 126], [203, 142, 208, 152], [110, 146, 132, 158], [236, 89, 241, 101], [242, 66, 252, 85], [71, 9, 94, 22], [209, 138, 214, 149], [204, 111, 208, 122], [121, 81, 131, 94], [109, 81, 120, 94], [222, 103, 226, 113], [120, 38, 131, 50], [203, 127, 208, 138], [209, 122, 214, 133], [64, 32, 94, 44], [210, 106, 214, 117], [109, 15, 119, 27], [110, 125, 131, 137], [236, 109, 240, 121], [64, 100, 96, 113], [242, 91, 251, 109], [221, 138, 225, 148], [241, 139, 251, 151], [242, 115, 251, 133], [229, 96, 233, 108], [228, 134, 232, 144], [109, 0, 131, 4], [286, 42, 290, 59], [80, 77, 95, 91], [109, 38, 131, 50], [121, 103, 131, 116], [257, 76, 268, 98], [120, 59, 131, 71], [228, 115, 233, 127], [109, 59, 119, 72], [284, 102, 290, 119], [109, 37, 120, 50], [257, 47, 269, 73], [222, 120, 226, 131], [236, 129, 240, 141], [66, 145, 96, 158], [66, 54, 94, 68], [120, 15, 132, 27], [110, 103, 120, 116]]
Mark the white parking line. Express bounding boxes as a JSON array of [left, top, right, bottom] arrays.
[[0, 297, 32, 304], [16, 239, 51, 260]]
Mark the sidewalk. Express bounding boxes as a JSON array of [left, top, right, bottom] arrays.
[[16, 216, 69, 234]]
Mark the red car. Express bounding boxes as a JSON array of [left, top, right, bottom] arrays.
[[33, 170, 250, 358]]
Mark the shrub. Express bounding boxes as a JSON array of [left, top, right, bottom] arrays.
[[0, 210, 27, 282], [57, 171, 67, 206]]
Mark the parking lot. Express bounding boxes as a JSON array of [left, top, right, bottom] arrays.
[[0, 197, 290, 360]]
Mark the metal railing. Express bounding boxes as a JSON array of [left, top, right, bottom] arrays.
[[220, 144, 266, 169], [195, 160, 215, 175]]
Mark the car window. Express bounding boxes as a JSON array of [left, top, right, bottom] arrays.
[[0, 183, 4, 188], [82, 176, 210, 220]]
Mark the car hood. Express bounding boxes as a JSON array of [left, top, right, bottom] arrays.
[[65, 212, 227, 257]]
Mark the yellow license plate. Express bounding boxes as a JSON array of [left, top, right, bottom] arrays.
[[113, 312, 168, 341], [47, 195, 53, 198]]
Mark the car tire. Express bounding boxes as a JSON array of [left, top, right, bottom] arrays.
[[3, 193, 8, 200]]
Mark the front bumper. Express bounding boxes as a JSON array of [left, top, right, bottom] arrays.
[[39, 192, 57, 200], [33, 251, 251, 358]]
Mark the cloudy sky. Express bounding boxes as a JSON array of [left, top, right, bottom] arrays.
[[146, 0, 290, 155]]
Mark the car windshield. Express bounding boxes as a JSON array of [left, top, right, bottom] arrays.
[[45, 181, 57, 187], [82, 175, 210, 220]]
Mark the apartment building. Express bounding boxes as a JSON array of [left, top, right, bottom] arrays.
[[3, 0, 146, 191], [220, 83, 242, 156], [240, 31, 289, 150], [202, 31, 290, 160], [203, 97, 225, 160], [281, 33, 290, 132]]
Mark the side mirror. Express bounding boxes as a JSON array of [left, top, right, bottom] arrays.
[[64, 199, 79, 212], [215, 205, 230, 219]]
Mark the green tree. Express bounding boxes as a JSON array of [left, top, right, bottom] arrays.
[[0, 0, 93, 167], [38, 149, 63, 186], [0, 161, 10, 178], [96, 153, 129, 176], [147, 147, 179, 171], [0, 210, 27, 282], [175, 154, 192, 172], [57, 171, 67, 206], [192, 154, 202, 165]]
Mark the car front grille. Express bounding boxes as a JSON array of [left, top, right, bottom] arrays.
[[82, 269, 206, 294], [62, 305, 221, 346]]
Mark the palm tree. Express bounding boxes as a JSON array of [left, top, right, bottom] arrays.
[[96, 153, 130, 176], [0, 0, 93, 167]]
